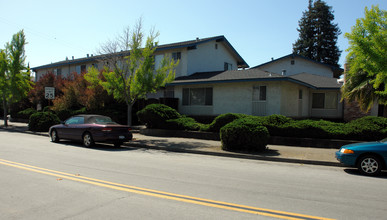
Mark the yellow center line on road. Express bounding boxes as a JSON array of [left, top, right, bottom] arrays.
[[0, 158, 335, 220]]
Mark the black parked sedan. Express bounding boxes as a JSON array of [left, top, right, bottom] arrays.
[[49, 114, 132, 147]]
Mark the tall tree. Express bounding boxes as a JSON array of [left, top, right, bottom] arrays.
[[85, 19, 179, 125], [0, 30, 33, 126], [341, 5, 387, 112], [293, 0, 342, 67]]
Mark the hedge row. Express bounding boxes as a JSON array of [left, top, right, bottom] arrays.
[[137, 104, 387, 142]]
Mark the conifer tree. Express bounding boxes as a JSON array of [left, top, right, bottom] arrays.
[[293, 0, 341, 67]]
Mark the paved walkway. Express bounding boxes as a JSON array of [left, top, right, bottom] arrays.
[[0, 120, 341, 167]]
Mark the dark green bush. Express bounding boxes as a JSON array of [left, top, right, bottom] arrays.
[[16, 108, 37, 120], [43, 106, 53, 113], [220, 117, 269, 152], [29, 112, 60, 132], [55, 109, 72, 121], [137, 104, 181, 128], [263, 114, 292, 126], [268, 119, 345, 139], [204, 113, 247, 132], [345, 116, 387, 140], [166, 116, 203, 131]]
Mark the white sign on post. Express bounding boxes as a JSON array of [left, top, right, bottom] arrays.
[[45, 87, 55, 100]]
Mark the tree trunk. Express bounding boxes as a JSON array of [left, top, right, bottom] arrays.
[[2, 97, 8, 127], [127, 103, 132, 126]]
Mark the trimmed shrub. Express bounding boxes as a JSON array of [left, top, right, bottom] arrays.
[[137, 104, 180, 128], [263, 114, 292, 126], [29, 112, 60, 132], [220, 117, 269, 152], [55, 109, 72, 121], [166, 116, 204, 131], [204, 113, 247, 132], [345, 116, 387, 141], [16, 108, 37, 120]]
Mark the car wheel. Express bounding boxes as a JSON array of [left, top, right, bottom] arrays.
[[50, 129, 60, 142], [83, 132, 95, 147], [357, 155, 382, 176]]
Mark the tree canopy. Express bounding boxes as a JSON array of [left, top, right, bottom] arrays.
[[0, 30, 33, 126], [293, 0, 342, 67], [85, 19, 179, 125], [341, 5, 387, 111]]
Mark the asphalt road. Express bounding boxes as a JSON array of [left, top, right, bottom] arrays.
[[1, 130, 386, 220]]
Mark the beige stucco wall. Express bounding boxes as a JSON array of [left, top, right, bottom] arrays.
[[175, 81, 343, 119], [175, 81, 284, 116], [186, 41, 237, 75]]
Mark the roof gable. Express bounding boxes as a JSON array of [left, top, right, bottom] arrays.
[[252, 53, 343, 78]]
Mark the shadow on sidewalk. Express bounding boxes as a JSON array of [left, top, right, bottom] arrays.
[[50, 141, 136, 152]]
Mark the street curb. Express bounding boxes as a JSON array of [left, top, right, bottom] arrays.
[[123, 143, 343, 167], [0, 126, 343, 167]]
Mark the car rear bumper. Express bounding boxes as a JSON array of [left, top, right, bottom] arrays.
[[93, 132, 133, 143]]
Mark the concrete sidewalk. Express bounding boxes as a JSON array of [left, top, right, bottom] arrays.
[[0, 120, 341, 167]]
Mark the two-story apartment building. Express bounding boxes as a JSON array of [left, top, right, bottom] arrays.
[[34, 36, 362, 120]]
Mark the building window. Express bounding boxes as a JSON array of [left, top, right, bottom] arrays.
[[182, 88, 213, 106], [55, 68, 62, 77], [81, 65, 86, 73], [312, 92, 337, 109], [172, 52, 181, 61], [224, 62, 233, 71], [291, 60, 295, 65], [325, 92, 338, 109], [215, 44, 218, 49], [253, 86, 267, 101], [299, 89, 303, 99]]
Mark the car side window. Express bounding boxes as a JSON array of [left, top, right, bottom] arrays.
[[65, 117, 84, 125]]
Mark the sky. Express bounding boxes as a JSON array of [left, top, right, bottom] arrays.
[[1, 0, 386, 73]]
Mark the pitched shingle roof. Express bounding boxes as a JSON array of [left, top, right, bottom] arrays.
[[170, 70, 342, 90], [32, 35, 249, 71], [288, 73, 342, 89]]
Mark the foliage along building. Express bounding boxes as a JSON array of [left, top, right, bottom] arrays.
[[32, 36, 358, 120]]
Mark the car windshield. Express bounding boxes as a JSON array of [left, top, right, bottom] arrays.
[[88, 116, 117, 125]]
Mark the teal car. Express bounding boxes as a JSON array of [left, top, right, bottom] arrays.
[[336, 138, 387, 176]]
